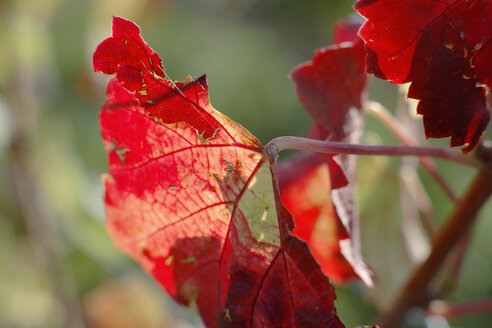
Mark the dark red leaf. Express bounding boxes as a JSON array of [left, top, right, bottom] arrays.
[[284, 18, 373, 286], [290, 20, 367, 139], [355, 0, 491, 152], [94, 17, 344, 328]]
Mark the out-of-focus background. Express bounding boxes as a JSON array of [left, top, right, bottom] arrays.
[[0, 0, 491, 327]]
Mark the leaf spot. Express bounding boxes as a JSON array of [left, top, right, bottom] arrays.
[[153, 116, 164, 124], [165, 254, 174, 266], [473, 42, 483, 51], [180, 255, 197, 264], [179, 238, 215, 264], [223, 309, 232, 322], [182, 75, 193, 86], [222, 160, 236, 172], [115, 148, 130, 161], [260, 210, 268, 222], [195, 127, 221, 144]]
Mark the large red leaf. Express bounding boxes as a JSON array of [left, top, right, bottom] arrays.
[[283, 18, 373, 286], [94, 17, 343, 328], [354, 0, 491, 152]]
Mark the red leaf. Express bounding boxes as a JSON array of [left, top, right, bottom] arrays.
[[95, 17, 344, 328], [354, 0, 491, 152], [290, 20, 367, 139], [279, 152, 357, 284], [285, 18, 373, 286]]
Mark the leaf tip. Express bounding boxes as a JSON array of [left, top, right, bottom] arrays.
[[112, 16, 140, 38]]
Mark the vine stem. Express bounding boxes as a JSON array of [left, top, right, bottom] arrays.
[[429, 299, 492, 320], [365, 101, 458, 202], [377, 170, 492, 328], [266, 136, 476, 167]]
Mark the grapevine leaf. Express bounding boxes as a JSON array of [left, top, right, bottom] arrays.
[[94, 17, 344, 328], [279, 152, 357, 284], [354, 0, 491, 152], [290, 19, 367, 138], [286, 18, 373, 286]]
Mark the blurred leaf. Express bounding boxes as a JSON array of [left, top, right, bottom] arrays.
[[83, 275, 171, 328]]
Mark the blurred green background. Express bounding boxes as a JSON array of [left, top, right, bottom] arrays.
[[0, 0, 491, 327]]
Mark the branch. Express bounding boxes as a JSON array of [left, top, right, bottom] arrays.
[[376, 170, 492, 328], [266, 136, 477, 167], [429, 299, 492, 320], [440, 231, 471, 294]]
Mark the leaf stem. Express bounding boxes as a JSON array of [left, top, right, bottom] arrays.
[[266, 136, 476, 167], [365, 101, 458, 201], [376, 170, 492, 328], [429, 299, 492, 320]]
